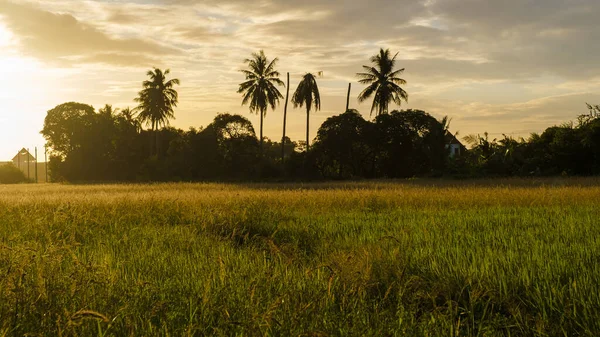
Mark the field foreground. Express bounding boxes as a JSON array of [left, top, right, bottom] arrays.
[[1, 179, 600, 336]]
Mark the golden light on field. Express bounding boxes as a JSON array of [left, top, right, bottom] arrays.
[[2, 180, 600, 334]]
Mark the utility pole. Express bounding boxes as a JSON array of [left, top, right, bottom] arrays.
[[45, 146, 48, 183], [346, 83, 352, 112], [281, 72, 290, 164], [27, 148, 30, 181]]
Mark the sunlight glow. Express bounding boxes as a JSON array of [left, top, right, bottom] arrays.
[[0, 22, 13, 47], [0, 21, 56, 160]]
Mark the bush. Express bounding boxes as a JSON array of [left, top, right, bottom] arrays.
[[0, 163, 29, 184]]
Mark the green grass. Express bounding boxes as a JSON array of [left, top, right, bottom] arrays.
[[1, 179, 600, 336]]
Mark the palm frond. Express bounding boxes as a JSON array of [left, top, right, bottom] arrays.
[[356, 48, 407, 118], [238, 50, 284, 119]]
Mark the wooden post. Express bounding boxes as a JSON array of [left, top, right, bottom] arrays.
[[27, 148, 30, 181], [281, 72, 290, 163], [35, 147, 38, 183], [346, 83, 351, 112]]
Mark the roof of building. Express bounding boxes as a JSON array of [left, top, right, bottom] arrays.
[[445, 132, 465, 147], [12, 148, 35, 162]]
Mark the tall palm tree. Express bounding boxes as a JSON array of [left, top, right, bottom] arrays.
[[292, 73, 321, 150], [238, 50, 284, 149], [134, 68, 180, 155], [357, 48, 408, 117]]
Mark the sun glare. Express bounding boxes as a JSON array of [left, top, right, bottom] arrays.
[[0, 21, 13, 47], [0, 21, 53, 160]]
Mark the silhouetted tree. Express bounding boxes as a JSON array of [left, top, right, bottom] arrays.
[[312, 110, 372, 178], [41, 102, 96, 156], [238, 50, 284, 150], [41, 102, 145, 182], [112, 107, 145, 180], [211, 113, 257, 140], [373, 110, 447, 177], [120, 107, 141, 133], [134, 68, 180, 156], [292, 73, 321, 150], [357, 48, 408, 117], [206, 113, 260, 179]]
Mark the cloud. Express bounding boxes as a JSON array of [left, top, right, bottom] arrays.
[[0, 0, 177, 66], [79, 53, 162, 67], [9, 0, 598, 82], [425, 0, 600, 80]]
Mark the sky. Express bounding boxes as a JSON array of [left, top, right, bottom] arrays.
[[1, 0, 599, 161]]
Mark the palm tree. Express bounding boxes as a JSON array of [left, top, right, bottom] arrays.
[[292, 73, 321, 150], [134, 68, 180, 155], [99, 104, 117, 117], [238, 50, 284, 149], [357, 48, 408, 117], [120, 107, 142, 133]]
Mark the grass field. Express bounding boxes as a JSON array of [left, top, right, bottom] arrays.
[[1, 179, 600, 336]]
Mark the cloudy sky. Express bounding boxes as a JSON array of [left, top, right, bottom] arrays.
[[1, 0, 599, 160]]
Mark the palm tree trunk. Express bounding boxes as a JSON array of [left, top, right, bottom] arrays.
[[155, 128, 159, 157], [151, 119, 156, 156], [282, 72, 290, 163], [260, 108, 264, 151], [306, 106, 310, 151]]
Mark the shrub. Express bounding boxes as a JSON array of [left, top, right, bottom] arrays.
[[0, 163, 29, 184]]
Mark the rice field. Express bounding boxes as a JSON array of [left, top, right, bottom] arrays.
[[1, 179, 600, 336]]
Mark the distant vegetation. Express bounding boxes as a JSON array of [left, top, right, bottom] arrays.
[[2, 181, 600, 335], [40, 102, 600, 182], [38, 48, 600, 183], [459, 103, 600, 176]]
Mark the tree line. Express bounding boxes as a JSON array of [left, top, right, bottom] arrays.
[[38, 48, 600, 182], [456, 103, 600, 177]]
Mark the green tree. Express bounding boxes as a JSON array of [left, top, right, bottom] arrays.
[[206, 113, 260, 179], [292, 73, 321, 150], [134, 68, 180, 155], [237, 50, 284, 150], [357, 48, 408, 117], [374, 110, 448, 177], [98, 104, 117, 117], [312, 110, 372, 178], [41, 102, 96, 157], [41, 102, 113, 181], [120, 107, 142, 133]]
